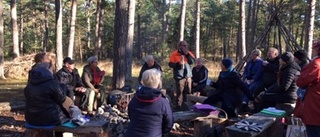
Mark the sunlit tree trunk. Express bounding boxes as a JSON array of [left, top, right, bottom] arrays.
[[86, 0, 91, 48], [179, 0, 186, 41], [0, 0, 5, 79], [125, 0, 135, 82], [240, 0, 246, 58], [161, 0, 167, 45], [68, 0, 77, 58], [11, 0, 19, 58], [55, 0, 63, 71], [304, 0, 316, 58], [19, 0, 24, 55], [94, 0, 101, 56], [113, 0, 127, 89], [195, 0, 200, 58]]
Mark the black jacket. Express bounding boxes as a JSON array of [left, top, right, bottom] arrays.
[[262, 56, 280, 84], [55, 66, 84, 92], [24, 67, 69, 126], [192, 65, 208, 85], [211, 69, 253, 102], [126, 87, 173, 137], [266, 62, 300, 103], [138, 62, 162, 84]]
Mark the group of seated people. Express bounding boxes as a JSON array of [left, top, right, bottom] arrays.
[[201, 47, 312, 119], [23, 40, 320, 137], [24, 53, 107, 133], [55, 56, 107, 114]]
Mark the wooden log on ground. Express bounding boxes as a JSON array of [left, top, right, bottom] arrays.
[[187, 95, 207, 103], [194, 117, 213, 137], [173, 111, 205, 122], [25, 120, 109, 137]]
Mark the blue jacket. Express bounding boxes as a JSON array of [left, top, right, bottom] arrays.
[[125, 87, 173, 137], [243, 58, 263, 82]]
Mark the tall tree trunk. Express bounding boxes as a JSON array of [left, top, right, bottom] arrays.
[[99, 2, 105, 59], [0, 0, 5, 79], [55, 0, 63, 71], [136, 1, 142, 60], [125, 0, 135, 82], [179, 0, 186, 41], [113, 0, 127, 89], [19, 1, 23, 55], [304, 0, 316, 58], [94, 0, 101, 56], [246, 0, 252, 46], [195, 0, 200, 58], [240, 0, 246, 58], [44, 0, 49, 51], [68, 0, 77, 58], [223, 37, 226, 58], [236, 25, 241, 62], [11, 0, 19, 58], [250, 0, 258, 48], [86, 0, 91, 48], [31, 10, 38, 51], [161, 0, 167, 45]]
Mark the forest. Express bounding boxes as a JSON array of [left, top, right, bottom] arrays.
[[0, 0, 319, 88]]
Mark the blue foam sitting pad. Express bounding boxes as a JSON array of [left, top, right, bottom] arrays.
[[25, 122, 55, 129], [61, 121, 77, 128]]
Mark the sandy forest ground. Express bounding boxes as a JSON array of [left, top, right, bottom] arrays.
[[0, 54, 223, 137], [0, 84, 195, 137]]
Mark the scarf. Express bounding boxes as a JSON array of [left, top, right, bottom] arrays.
[[91, 67, 101, 85], [221, 67, 234, 78]]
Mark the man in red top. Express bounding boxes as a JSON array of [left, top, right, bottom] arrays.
[[294, 40, 320, 137], [168, 41, 195, 110]]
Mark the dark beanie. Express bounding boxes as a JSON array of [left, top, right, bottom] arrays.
[[222, 58, 233, 69], [294, 50, 308, 62], [280, 52, 294, 63]]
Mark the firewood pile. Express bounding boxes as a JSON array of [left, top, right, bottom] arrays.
[[93, 104, 130, 137], [4, 53, 56, 79]]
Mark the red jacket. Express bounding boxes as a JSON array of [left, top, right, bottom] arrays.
[[294, 57, 320, 126]]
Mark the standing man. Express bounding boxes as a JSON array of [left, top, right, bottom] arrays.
[[294, 40, 320, 137], [191, 58, 208, 96], [55, 57, 89, 110], [169, 41, 195, 110]]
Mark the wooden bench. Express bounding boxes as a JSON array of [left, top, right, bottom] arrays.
[[173, 109, 227, 137], [25, 120, 109, 137], [225, 113, 285, 137]]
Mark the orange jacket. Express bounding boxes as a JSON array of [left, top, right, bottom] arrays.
[[169, 50, 195, 63], [168, 49, 195, 80]]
